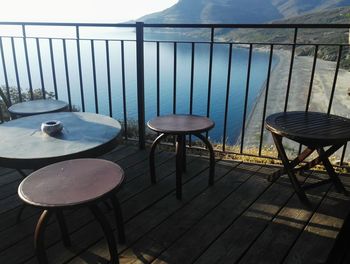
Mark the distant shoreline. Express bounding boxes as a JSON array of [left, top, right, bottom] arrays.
[[241, 49, 350, 160]]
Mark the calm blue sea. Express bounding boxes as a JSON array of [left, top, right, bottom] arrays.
[[0, 30, 277, 144]]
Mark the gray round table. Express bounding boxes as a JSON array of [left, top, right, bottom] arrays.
[[0, 112, 121, 169], [8, 99, 69, 118]]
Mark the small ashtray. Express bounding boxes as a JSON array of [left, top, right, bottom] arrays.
[[41, 120, 63, 136]]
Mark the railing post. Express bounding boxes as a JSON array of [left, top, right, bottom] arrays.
[[136, 22, 146, 149]]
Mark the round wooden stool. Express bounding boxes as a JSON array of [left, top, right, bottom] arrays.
[[18, 159, 125, 264], [147, 114, 215, 199]]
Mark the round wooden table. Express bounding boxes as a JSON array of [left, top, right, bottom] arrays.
[[18, 159, 125, 264], [147, 114, 215, 199], [265, 111, 350, 201], [0, 112, 121, 169], [8, 99, 68, 118]]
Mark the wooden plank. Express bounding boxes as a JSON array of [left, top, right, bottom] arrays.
[[101, 144, 138, 162], [0, 179, 20, 200], [0, 146, 348, 264], [117, 163, 258, 264], [193, 169, 299, 264], [116, 153, 178, 202], [0, 167, 16, 176], [149, 166, 273, 264], [121, 157, 209, 221], [283, 174, 350, 264], [0, 170, 23, 186], [120, 151, 173, 183], [237, 172, 331, 264]]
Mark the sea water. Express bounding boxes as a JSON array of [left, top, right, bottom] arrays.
[[0, 29, 277, 145]]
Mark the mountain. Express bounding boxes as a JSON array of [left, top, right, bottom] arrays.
[[223, 6, 350, 68], [139, 0, 350, 24]]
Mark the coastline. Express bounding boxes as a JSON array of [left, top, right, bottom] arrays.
[[241, 49, 350, 159]]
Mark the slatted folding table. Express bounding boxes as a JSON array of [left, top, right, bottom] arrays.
[[265, 111, 350, 201]]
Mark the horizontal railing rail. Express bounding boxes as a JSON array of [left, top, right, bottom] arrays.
[[0, 22, 348, 165]]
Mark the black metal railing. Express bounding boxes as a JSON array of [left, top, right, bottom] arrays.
[[0, 22, 349, 164]]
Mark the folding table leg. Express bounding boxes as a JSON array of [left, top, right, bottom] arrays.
[[271, 133, 308, 201], [317, 147, 347, 194]]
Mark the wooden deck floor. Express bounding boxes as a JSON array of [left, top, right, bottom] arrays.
[[1, 143, 350, 264]]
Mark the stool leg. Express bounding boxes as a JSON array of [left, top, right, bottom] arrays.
[[89, 204, 119, 264], [176, 135, 184, 199], [194, 133, 215, 186], [34, 210, 52, 264], [182, 135, 187, 172], [56, 210, 71, 248], [149, 133, 167, 184], [271, 133, 308, 201], [110, 195, 126, 244]]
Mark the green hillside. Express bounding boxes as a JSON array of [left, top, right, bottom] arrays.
[[222, 7, 350, 69]]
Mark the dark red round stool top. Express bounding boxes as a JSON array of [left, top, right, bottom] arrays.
[[147, 114, 215, 134], [18, 159, 124, 208]]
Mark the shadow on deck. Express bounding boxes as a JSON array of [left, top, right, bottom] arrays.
[[0, 142, 350, 264]]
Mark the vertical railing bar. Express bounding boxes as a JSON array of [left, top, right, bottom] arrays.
[[222, 43, 233, 152], [121, 40, 128, 139], [105, 40, 112, 117], [91, 40, 98, 113], [205, 27, 215, 140], [240, 43, 253, 154], [22, 25, 33, 100], [207, 27, 214, 117], [11, 37, 22, 102], [305, 44, 319, 112], [49, 38, 58, 99], [340, 143, 347, 166], [189, 42, 195, 115], [0, 37, 11, 104], [0, 105, 3, 123], [62, 39, 72, 111], [298, 44, 318, 156], [327, 45, 342, 115], [284, 27, 298, 112], [136, 22, 145, 149], [189, 42, 195, 147], [259, 44, 274, 156], [156, 41, 160, 116], [76, 26, 85, 112], [173, 42, 177, 114], [36, 38, 46, 99]]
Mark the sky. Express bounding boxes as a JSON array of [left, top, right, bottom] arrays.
[[0, 0, 178, 23]]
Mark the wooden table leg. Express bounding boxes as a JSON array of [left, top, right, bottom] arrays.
[[149, 133, 167, 184], [271, 133, 308, 201], [89, 204, 119, 264], [317, 147, 347, 194], [34, 210, 52, 264]]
